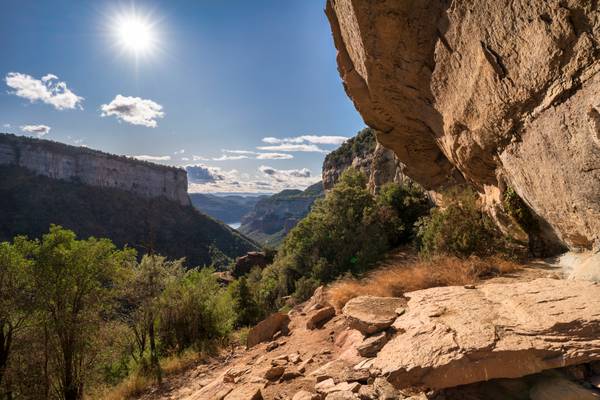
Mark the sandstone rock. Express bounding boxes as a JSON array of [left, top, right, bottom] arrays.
[[530, 376, 600, 400], [280, 367, 303, 381], [373, 278, 600, 390], [263, 366, 286, 381], [326, 0, 600, 252], [247, 313, 290, 348], [356, 331, 389, 358], [223, 383, 264, 400], [307, 306, 336, 330], [303, 286, 327, 312], [316, 378, 337, 394], [357, 385, 377, 400], [372, 377, 400, 400], [223, 366, 250, 383], [289, 352, 301, 364], [342, 297, 405, 335], [292, 391, 320, 400], [325, 391, 360, 400]]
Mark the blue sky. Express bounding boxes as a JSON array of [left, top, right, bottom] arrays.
[[0, 0, 364, 193]]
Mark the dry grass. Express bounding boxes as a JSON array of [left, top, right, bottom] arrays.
[[94, 350, 204, 400], [327, 255, 521, 310]]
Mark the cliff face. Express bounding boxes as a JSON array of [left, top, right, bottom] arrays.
[[0, 133, 190, 206], [326, 0, 600, 252], [322, 128, 409, 193]]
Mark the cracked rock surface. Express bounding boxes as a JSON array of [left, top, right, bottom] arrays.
[[326, 0, 600, 251], [373, 278, 600, 390]]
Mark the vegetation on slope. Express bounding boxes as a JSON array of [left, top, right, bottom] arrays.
[[0, 165, 258, 267], [0, 226, 238, 399], [238, 181, 324, 247], [189, 193, 264, 224]]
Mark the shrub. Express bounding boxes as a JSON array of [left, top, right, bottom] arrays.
[[228, 277, 262, 327], [416, 187, 503, 258], [158, 268, 236, 353]]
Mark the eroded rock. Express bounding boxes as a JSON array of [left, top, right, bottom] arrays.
[[307, 306, 336, 330], [325, 0, 600, 252], [373, 278, 600, 390], [342, 296, 405, 335], [247, 313, 290, 348]]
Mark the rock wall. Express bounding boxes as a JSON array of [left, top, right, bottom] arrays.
[[322, 128, 410, 193], [0, 133, 190, 206], [326, 0, 600, 252]]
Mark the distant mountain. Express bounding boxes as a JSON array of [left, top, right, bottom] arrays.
[[0, 133, 259, 267], [239, 182, 324, 247], [189, 193, 267, 224]]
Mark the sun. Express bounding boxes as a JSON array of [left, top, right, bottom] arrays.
[[113, 13, 157, 56]]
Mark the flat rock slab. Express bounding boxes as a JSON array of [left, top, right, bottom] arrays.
[[247, 312, 290, 348], [342, 296, 406, 335], [374, 278, 600, 390]]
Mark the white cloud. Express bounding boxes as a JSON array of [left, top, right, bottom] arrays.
[[181, 157, 189, 161], [5, 72, 84, 110], [222, 149, 257, 155], [256, 152, 294, 160], [193, 155, 209, 161], [21, 124, 51, 137], [257, 143, 327, 153], [186, 163, 319, 194], [133, 154, 171, 161], [2, 123, 10, 128], [213, 154, 250, 161], [174, 149, 185, 155], [100, 95, 164, 127], [262, 135, 348, 145]]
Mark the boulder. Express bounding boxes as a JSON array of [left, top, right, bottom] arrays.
[[292, 391, 320, 400], [325, 0, 600, 253], [373, 278, 600, 390], [306, 306, 336, 329], [530, 376, 600, 400], [342, 296, 405, 335], [263, 365, 285, 381], [356, 331, 389, 358], [223, 383, 264, 400], [303, 285, 328, 313], [246, 312, 290, 348]]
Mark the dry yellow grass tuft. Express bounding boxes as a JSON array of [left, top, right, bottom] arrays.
[[327, 255, 521, 310]]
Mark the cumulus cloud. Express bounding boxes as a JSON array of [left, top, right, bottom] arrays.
[[20, 124, 51, 137], [100, 95, 164, 127], [133, 155, 171, 161], [5, 72, 84, 110], [186, 164, 227, 184], [258, 165, 316, 187], [256, 153, 293, 160], [257, 143, 327, 153], [262, 135, 348, 145]]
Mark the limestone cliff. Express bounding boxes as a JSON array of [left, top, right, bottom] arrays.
[[322, 128, 410, 193], [326, 0, 600, 253], [0, 133, 190, 206]]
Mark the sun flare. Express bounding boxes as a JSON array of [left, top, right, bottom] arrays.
[[113, 13, 157, 56]]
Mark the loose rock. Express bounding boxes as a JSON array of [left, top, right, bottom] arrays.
[[306, 306, 336, 330], [342, 297, 405, 335], [247, 312, 290, 348]]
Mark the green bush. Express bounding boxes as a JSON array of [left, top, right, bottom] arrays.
[[228, 277, 262, 327], [158, 268, 236, 353], [417, 187, 503, 258]]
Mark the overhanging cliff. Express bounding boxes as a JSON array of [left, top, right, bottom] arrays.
[[326, 0, 600, 252]]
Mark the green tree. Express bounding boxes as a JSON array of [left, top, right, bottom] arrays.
[[124, 255, 184, 378], [28, 225, 135, 400], [0, 241, 32, 393], [228, 277, 262, 327], [158, 268, 235, 352]]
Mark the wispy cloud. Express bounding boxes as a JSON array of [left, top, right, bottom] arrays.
[[101, 95, 164, 127], [192, 155, 209, 161], [256, 152, 293, 160], [262, 135, 348, 145], [212, 154, 250, 161], [174, 149, 185, 155], [21, 124, 51, 137], [222, 149, 257, 155], [5, 72, 84, 110], [133, 154, 171, 161], [257, 143, 327, 153]]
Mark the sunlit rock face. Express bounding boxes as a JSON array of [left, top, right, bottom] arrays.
[[326, 0, 600, 252], [0, 133, 190, 206]]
